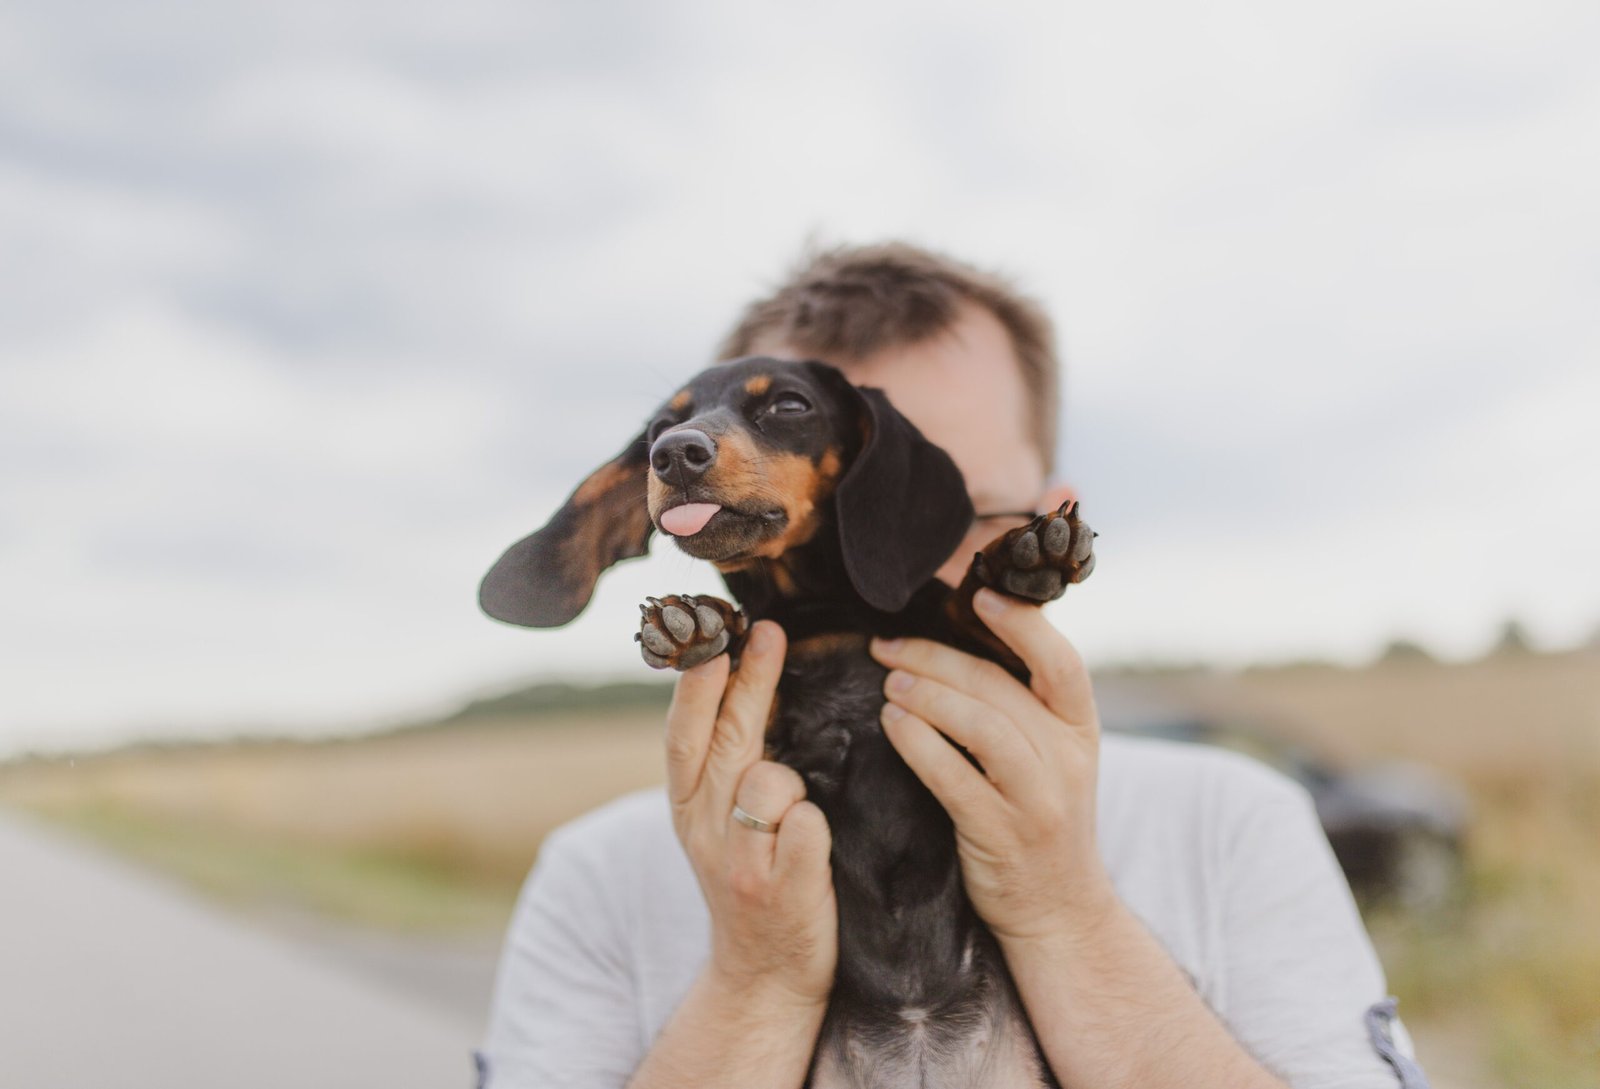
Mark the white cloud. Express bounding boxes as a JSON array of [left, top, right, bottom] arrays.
[[2, 0, 1596, 754]]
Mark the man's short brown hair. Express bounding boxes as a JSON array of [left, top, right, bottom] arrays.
[[716, 241, 1061, 473]]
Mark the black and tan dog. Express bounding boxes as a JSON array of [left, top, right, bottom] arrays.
[[480, 356, 1095, 1087]]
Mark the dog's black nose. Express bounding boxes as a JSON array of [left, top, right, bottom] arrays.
[[650, 428, 717, 482]]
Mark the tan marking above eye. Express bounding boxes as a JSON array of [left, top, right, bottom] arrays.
[[669, 389, 691, 411], [743, 375, 772, 396], [819, 447, 842, 481]]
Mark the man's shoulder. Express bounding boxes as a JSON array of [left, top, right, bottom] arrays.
[[544, 785, 674, 854], [1096, 733, 1318, 865], [1100, 732, 1311, 811], [521, 786, 706, 967], [1094, 734, 1344, 1002], [536, 786, 681, 888]]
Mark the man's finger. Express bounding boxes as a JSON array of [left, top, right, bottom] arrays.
[[870, 635, 1038, 725], [880, 705, 994, 827], [728, 760, 805, 876], [697, 620, 787, 822], [773, 799, 832, 886], [973, 589, 1096, 728], [882, 670, 1038, 792], [664, 653, 731, 808]]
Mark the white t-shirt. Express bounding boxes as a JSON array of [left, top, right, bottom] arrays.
[[478, 735, 1426, 1088]]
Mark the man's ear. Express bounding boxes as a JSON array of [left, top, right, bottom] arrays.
[[834, 384, 974, 613], [479, 431, 654, 628]]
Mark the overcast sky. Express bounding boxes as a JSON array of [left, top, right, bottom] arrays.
[[3, 0, 1597, 756]]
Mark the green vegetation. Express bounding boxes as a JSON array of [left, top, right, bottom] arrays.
[[1489, 618, 1536, 657], [1376, 638, 1436, 664], [0, 678, 674, 768], [23, 799, 519, 933], [1368, 770, 1600, 1089], [429, 678, 674, 727]]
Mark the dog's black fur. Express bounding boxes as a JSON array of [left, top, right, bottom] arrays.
[[481, 357, 1095, 1087]]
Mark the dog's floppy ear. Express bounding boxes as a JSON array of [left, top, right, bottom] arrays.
[[479, 432, 653, 628], [833, 383, 974, 613]]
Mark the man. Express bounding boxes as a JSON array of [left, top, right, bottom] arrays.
[[478, 243, 1427, 1088]]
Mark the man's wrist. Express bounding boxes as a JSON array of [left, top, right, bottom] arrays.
[[628, 962, 827, 1089], [991, 868, 1122, 955], [702, 960, 831, 1020], [996, 894, 1288, 1089]]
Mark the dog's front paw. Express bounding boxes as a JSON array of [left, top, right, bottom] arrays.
[[971, 499, 1096, 603], [636, 594, 748, 670]]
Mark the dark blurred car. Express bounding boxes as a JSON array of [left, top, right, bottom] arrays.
[[1096, 683, 1469, 912]]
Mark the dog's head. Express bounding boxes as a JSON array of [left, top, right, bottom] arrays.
[[479, 357, 974, 627]]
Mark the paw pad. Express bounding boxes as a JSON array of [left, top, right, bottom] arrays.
[[972, 500, 1096, 604], [636, 594, 747, 671]]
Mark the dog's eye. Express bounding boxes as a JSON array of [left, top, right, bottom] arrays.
[[769, 394, 811, 416], [646, 417, 675, 443]]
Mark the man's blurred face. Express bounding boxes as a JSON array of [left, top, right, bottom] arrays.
[[762, 302, 1067, 587]]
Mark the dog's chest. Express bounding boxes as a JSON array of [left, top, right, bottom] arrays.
[[764, 639, 886, 799]]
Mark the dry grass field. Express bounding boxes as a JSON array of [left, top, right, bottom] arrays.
[[0, 710, 671, 929], [1144, 648, 1600, 1089], [3, 650, 1597, 1087]]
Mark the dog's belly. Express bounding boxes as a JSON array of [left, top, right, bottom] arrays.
[[809, 1000, 1050, 1089], [768, 641, 1053, 1088], [808, 930, 1052, 1089]]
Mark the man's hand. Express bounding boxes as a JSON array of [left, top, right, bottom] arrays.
[[664, 619, 837, 1007], [870, 587, 1114, 943], [871, 588, 1288, 1089], [629, 620, 836, 1089]]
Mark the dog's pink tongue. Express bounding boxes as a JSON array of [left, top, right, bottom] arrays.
[[660, 503, 721, 536]]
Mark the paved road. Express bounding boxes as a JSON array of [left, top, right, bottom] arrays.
[[3, 810, 1474, 1089], [0, 811, 485, 1089]]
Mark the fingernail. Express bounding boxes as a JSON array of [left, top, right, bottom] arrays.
[[881, 701, 905, 724], [872, 637, 903, 656], [886, 670, 914, 694], [975, 588, 1005, 616], [749, 623, 775, 653]]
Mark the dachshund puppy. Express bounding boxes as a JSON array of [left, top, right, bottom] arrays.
[[481, 357, 1095, 1088]]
